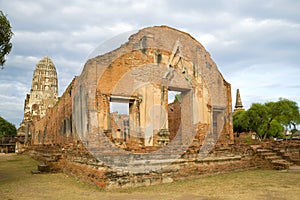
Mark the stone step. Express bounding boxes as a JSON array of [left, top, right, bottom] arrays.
[[272, 147, 280, 151], [42, 153, 52, 158], [265, 156, 281, 160], [259, 152, 277, 157], [287, 150, 299, 154], [254, 147, 294, 170], [271, 159, 291, 170], [271, 159, 289, 164], [279, 149, 286, 154], [199, 156, 242, 162], [282, 155, 291, 160], [250, 145, 262, 150], [257, 148, 272, 153], [283, 153, 299, 160]]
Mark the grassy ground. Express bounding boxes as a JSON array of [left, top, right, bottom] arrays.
[[1, 154, 300, 200]]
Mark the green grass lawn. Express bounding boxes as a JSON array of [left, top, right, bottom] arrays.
[[1, 154, 300, 200]]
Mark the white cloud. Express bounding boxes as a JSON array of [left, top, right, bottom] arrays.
[[197, 34, 218, 46]]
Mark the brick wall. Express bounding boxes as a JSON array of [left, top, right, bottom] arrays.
[[31, 78, 76, 146]]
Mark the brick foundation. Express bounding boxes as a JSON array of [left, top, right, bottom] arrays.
[[26, 141, 279, 189]]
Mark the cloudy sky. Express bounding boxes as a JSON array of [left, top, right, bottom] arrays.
[[0, 0, 299, 126]]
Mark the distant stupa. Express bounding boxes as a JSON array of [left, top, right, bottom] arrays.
[[234, 89, 244, 112]]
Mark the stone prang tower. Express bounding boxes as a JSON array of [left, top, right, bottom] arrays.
[[18, 56, 58, 136]]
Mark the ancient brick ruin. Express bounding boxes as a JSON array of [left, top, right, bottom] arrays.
[[18, 56, 58, 136], [18, 26, 300, 188], [16, 56, 58, 151]]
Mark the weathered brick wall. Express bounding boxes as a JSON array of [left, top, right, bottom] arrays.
[[71, 26, 233, 152], [31, 78, 76, 146]]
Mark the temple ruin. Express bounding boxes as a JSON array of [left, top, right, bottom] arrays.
[[23, 26, 233, 151], [19, 26, 299, 188]]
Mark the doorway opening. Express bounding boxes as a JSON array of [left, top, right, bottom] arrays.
[[110, 101, 130, 141], [168, 90, 182, 141]]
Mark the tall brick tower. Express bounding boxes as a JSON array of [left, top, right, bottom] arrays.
[[17, 56, 58, 136]]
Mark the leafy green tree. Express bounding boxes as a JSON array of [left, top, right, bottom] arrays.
[[233, 110, 249, 136], [0, 116, 17, 137], [0, 10, 13, 68], [271, 98, 300, 130], [268, 119, 284, 138], [247, 103, 270, 140], [233, 98, 300, 140]]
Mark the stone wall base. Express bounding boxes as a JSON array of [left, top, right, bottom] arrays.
[[26, 144, 273, 189]]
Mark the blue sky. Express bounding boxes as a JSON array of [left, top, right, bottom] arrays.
[[0, 0, 299, 126]]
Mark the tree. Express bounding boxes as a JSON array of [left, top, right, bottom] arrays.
[[272, 98, 300, 130], [233, 98, 300, 140], [233, 110, 249, 136], [247, 103, 270, 140], [268, 119, 284, 138], [0, 10, 13, 68], [0, 116, 17, 138]]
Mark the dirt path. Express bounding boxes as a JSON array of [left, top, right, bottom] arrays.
[[1, 154, 300, 200]]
